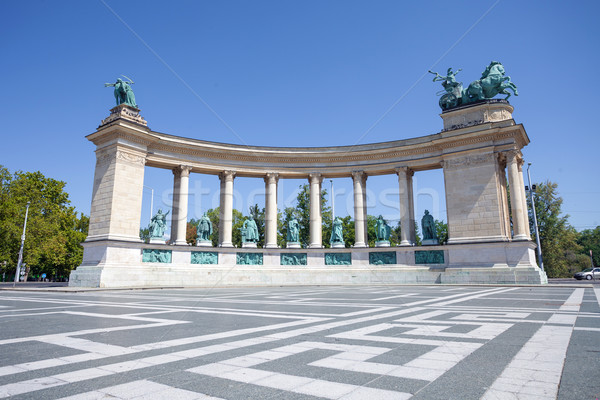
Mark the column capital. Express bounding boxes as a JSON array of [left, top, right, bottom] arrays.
[[394, 166, 414, 177], [505, 149, 522, 163], [219, 170, 236, 182], [308, 173, 323, 184], [264, 172, 279, 184], [176, 165, 192, 178], [497, 152, 507, 166], [351, 170, 368, 182]]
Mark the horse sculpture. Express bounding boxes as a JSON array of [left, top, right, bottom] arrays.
[[430, 61, 518, 111]]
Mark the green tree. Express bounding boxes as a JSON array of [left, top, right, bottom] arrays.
[[0, 166, 88, 281], [577, 226, 600, 267], [139, 227, 150, 243], [231, 209, 245, 248], [206, 208, 220, 247], [528, 181, 581, 278], [435, 219, 448, 244], [389, 220, 402, 246]]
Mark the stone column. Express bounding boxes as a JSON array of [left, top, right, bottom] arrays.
[[169, 168, 181, 244], [352, 171, 367, 248], [362, 174, 368, 244], [507, 151, 528, 241], [219, 171, 236, 247], [264, 173, 279, 248], [308, 173, 323, 248], [395, 167, 415, 246], [173, 165, 192, 245], [517, 159, 531, 239]]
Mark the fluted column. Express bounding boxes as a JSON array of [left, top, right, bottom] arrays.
[[352, 171, 367, 247], [395, 167, 415, 246], [219, 170, 236, 247], [170, 168, 181, 244], [173, 165, 192, 245], [507, 151, 528, 241], [308, 173, 323, 248], [264, 173, 279, 248]]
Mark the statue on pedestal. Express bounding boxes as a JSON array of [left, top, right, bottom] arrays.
[[240, 218, 259, 244], [287, 218, 300, 243], [421, 210, 438, 245], [330, 217, 344, 247], [375, 215, 391, 246], [104, 76, 138, 108], [149, 209, 169, 240], [196, 213, 213, 245], [429, 61, 518, 110]]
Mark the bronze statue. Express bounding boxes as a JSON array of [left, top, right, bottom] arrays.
[[105, 76, 137, 108]]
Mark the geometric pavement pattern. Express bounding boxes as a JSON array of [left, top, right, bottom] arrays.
[[0, 285, 598, 399]]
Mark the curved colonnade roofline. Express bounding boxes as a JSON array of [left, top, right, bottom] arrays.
[[88, 111, 528, 179]]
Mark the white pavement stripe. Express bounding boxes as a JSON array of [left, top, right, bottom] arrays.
[[189, 362, 411, 400], [595, 288, 600, 308], [482, 323, 576, 399], [559, 288, 584, 311], [57, 379, 224, 399]]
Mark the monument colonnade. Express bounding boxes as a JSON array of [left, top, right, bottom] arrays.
[[72, 101, 543, 287], [85, 104, 530, 249]]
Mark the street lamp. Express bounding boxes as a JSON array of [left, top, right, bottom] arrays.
[[526, 163, 544, 272], [14, 201, 30, 287], [143, 185, 154, 221]]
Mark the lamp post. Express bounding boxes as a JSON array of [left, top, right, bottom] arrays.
[[14, 201, 30, 287], [526, 163, 544, 272], [143, 185, 154, 221]]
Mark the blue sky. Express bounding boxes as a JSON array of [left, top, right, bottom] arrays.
[[1, 0, 599, 232]]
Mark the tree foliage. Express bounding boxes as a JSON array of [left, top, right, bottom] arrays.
[[577, 227, 600, 267], [528, 181, 584, 277], [0, 166, 88, 281]]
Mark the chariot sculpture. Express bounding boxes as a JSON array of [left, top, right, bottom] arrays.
[[429, 61, 518, 111]]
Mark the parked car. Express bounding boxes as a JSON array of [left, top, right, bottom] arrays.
[[573, 268, 600, 280]]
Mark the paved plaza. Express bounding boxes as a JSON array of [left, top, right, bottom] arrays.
[[0, 285, 598, 399]]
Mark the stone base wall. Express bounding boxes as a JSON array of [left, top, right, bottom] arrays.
[[69, 240, 547, 287]]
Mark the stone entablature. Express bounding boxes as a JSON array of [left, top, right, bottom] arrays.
[[88, 104, 527, 178]]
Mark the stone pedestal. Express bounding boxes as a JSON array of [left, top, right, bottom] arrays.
[[422, 239, 439, 246], [149, 238, 165, 244], [196, 240, 213, 247], [69, 240, 546, 288], [375, 241, 390, 247], [242, 242, 258, 248], [441, 99, 513, 132], [286, 242, 301, 249], [331, 242, 345, 248]]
